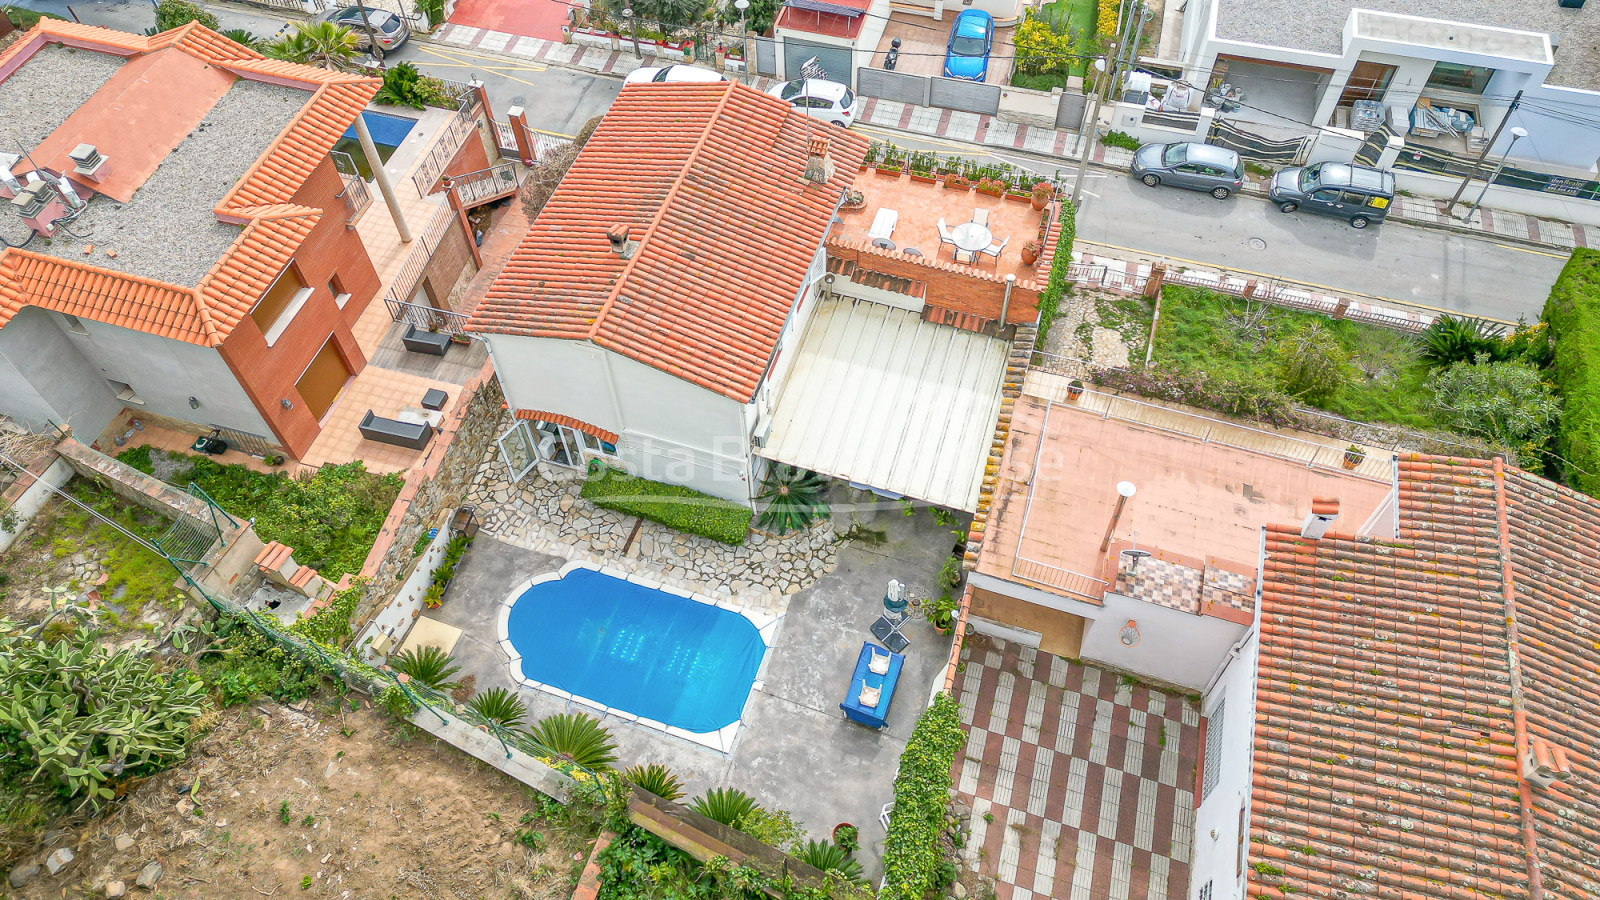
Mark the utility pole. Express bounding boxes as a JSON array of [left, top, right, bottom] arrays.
[[352, 0, 386, 70], [1073, 0, 1143, 206], [1447, 89, 1522, 212]]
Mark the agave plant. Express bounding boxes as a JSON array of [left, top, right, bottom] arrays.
[[221, 28, 264, 50], [465, 687, 526, 729], [624, 763, 684, 802], [1418, 313, 1504, 367], [527, 712, 618, 771], [265, 23, 360, 70], [387, 646, 461, 690], [690, 787, 760, 829], [756, 465, 830, 535], [795, 839, 868, 884]]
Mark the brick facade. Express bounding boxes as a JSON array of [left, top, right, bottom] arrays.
[[218, 156, 384, 458], [827, 235, 1045, 325]]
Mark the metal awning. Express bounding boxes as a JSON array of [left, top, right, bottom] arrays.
[[759, 296, 1008, 512]]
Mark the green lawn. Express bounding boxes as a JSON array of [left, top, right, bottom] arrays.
[[1033, 0, 1096, 79], [1151, 286, 1436, 428], [3, 5, 63, 29]]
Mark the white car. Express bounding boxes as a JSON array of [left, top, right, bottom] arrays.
[[766, 78, 859, 127], [623, 65, 727, 86]]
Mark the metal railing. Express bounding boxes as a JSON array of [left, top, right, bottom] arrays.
[[411, 97, 482, 198], [494, 120, 519, 154], [1011, 555, 1108, 601], [385, 297, 474, 337], [451, 162, 522, 208], [337, 173, 371, 225]]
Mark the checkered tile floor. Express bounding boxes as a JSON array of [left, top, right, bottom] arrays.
[[952, 636, 1201, 900]]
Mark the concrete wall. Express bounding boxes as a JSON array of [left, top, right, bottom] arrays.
[[1392, 167, 1600, 226], [1188, 631, 1260, 900], [1079, 591, 1249, 692], [0, 307, 124, 437], [997, 86, 1062, 128], [0, 455, 72, 554]]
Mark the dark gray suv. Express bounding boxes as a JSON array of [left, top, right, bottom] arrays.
[[1130, 142, 1245, 199], [1268, 162, 1395, 229]]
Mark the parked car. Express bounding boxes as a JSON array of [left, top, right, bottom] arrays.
[[623, 64, 727, 86], [312, 6, 409, 52], [942, 9, 994, 81], [1268, 162, 1395, 229], [1130, 142, 1244, 199], [766, 79, 859, 127]]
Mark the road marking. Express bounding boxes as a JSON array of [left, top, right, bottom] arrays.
[[414, 45, 547, 81], [1493, 243, 1569, 258], [1075, 238, 1517, 323]]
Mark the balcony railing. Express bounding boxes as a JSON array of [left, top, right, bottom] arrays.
[[450, 162, 521, 208], [1010, 555, 1108, 602], [411, 96, 482, 198]]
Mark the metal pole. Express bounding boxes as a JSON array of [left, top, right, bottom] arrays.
[[1070, 60, 1104, 206], [623, 7, 640, 58], [1447, 90, 1522, 212], [355, 113, 412, 243], [1464, 131, 1525, 222], [351, 0, 386, 70]]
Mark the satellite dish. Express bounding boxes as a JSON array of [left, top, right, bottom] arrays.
[[1121, 548, 1152, 574]]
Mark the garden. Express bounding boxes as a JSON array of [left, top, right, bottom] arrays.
[[114, 447, 402, 579], [1011, 0, 1098, 90]]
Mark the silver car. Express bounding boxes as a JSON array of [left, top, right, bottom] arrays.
[[313, 6, 409, 52], [1130, 142, 1244, 200]]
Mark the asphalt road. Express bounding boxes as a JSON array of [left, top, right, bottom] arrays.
[[860, 124, 1568, 323], [12, 0, 621, 135]]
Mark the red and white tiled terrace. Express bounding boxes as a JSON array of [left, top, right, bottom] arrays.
[[953, 635, 1200, 900]]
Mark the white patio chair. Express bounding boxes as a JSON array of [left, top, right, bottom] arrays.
[[981, 236, 1010, 263], [972, 207, 989, 227], [868, 208, 899, 241], [879, 801, 894, 831], [936, 218, 957, 253]]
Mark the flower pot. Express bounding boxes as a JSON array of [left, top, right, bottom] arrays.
[[832, 823, 857, 844], [1020, 243, 1040, 266], [1067, 379, 1085, 401], [875, 166, 902, 177], [1343, 451, 1365, 469], [909, 172, 937, 184], [1032, 195, 1050, 211], [977, 186, 1004, 197]]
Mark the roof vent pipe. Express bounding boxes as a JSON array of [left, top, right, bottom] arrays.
[[66, 143, 111, 183], [1301, 496, 1339, 540]]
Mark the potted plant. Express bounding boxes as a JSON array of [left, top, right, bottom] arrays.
[[1004, 180, 1033, 203], [925, 592, 958, 634], [1067, 378, 1085, 401], [1343, 445, 1366, 469], [977, 178, 1005, 198], [945, 174, 971, 191], [1031, 181, 1055, 211], [449, 331, 471, 346], [1021, 239, 1042, 267], [908, 150, 937, 184], [832, 823, 859, 854]]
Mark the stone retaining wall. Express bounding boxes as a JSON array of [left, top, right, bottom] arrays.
[[53, 438, 226, 537]]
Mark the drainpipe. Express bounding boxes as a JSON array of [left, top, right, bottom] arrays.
[[1000, 273, 1015, 325], [356, 113, 412, 243]]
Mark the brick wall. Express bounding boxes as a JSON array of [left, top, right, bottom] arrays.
[[827, 236, 1044, 325], [350, 369, 504, 629], [218, 157, 385, 459], [419, 221, 478, 310]]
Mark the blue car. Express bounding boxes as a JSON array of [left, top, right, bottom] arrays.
[[942, 9, 993, 81]]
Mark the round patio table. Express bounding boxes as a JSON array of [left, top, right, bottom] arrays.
[[950, 222, 992, 262]]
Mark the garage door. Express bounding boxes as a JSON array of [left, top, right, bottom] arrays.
[[296, 336, 353, 421], [782, 39, 853, 88]]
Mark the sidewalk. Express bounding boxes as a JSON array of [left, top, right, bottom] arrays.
[[433, 22, 1589, 253]]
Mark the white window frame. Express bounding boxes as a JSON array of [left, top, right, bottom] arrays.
[[497, 421, 539, 483], [262, 285, 315, 347]]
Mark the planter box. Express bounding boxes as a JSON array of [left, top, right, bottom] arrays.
[[567, 27, 692, 61], [1004, 191, 1032, 203], [977, 186, 1004, 197], [908, 173, 937, 184], [874, 167, 902, 177]]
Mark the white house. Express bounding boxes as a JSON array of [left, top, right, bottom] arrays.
[[1173, 1, 1600, 172], [468, 82, 869, 505]]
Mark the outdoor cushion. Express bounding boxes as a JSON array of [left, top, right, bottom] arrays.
[[859, 685, 881, 708]]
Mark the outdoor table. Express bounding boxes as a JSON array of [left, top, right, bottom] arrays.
[[950, 222, 992, 263], [840, 641, 904, 728]]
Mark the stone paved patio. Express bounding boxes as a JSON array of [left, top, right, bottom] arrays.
[[952, 635, 1201, 900], [462, 430, 839, 615]]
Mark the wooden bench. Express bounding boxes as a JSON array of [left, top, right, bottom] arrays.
[[401, 324, 451, 356], [359, 410, 434, 450]]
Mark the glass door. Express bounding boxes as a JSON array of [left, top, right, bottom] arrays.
[[497, 422, 538, 482]]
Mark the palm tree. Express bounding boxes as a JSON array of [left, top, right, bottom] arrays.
[[690, 788, 760, 829], [756, 465, 830, 535], [387, 646, 461, 690], [526, 713, 618, 771], [623, 763, 684, 802], [795, 839, 868, 884], [266, 23, 359, 70]]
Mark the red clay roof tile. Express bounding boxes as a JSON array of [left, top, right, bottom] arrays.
[[1251, 453, 1600, 900], [469, 82, 869, 402], [512, 409, 620, 445]]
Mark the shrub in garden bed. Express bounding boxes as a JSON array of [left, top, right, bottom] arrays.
[[581, 461, 752, 545], [1034, 199, 1076, 347], [1544, 248, 1600, 495], [882, 693, 964, 899]]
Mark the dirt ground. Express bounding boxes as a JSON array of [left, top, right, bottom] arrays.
[[11, 700, 601, 900]]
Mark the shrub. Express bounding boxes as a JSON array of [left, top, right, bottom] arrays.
[[153, 0, 217, 31], [466, 687, 527, 729], [1427, 356, 1561, 450], [1013, 9, 1073, 76], [373, 62, 431, 109], [415, 0, 445, 27], [882, 693, 964, 899], [528, 712, 618, 771], [623, 763, 684, 802], [290, 577, 366, 648], [796, 839, 868, 884], [755, 464, 830, 534], [221, 28, 263, 50], [378, 685, 416, 720], [388, 646, 462, 690], [581, 461, 752, 545], [1097, 366, 1306, 429], [117, 445, 156, 474], [690, 787, 759, 829], [1277, 322, 1354, 403], [1543, 249, 1600, 494], [200, 619, 321, 706], [1417, 313, 1505, 367], [1035, 200, 1077, 347], [1101, 130, 1142, 151]]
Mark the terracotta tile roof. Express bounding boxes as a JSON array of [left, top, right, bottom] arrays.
[[470, 82, 869, 402], [512, 409, 619, 445], [0, 23, 378, 346], [1251, 453, 1600, 900]]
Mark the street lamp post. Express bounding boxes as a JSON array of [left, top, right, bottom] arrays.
[[622, 7, 640, 59], [734, 0, 749, 84], [1464, 126, 1527, 223]]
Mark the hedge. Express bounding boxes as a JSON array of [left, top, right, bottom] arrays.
[[1543, 248, 1600, 496], [1036, 199, 1077, 347], [881, 693, 965, 899], [581, 461, 752, 545]]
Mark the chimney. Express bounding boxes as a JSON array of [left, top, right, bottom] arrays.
[[66, 143, 111, 184], [0, 153, 21, 199], [1300, 496, 1339, 540], [606, 223, 637, 259], [803, 135, 835, 186], [1523, 737, 1574, 790], [13, 175, 65, 237]]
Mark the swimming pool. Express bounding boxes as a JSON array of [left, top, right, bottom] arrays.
[[498, 563, 778, 752], [334, 111, 418, 180]]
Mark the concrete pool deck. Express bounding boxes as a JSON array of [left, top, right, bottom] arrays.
[[429, 500, 957, 878]]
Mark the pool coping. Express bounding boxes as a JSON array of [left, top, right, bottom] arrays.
[[495, 560, 782, 756]]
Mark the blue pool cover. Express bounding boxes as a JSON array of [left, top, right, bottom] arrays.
[[341, 111, 418, 147], [506, 569, 766, 734]]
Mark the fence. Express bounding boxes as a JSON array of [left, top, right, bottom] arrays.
[[1207, 118, 1310, 165], [1011, 555, 1108, 601], [451, 162, 521, 208], [411, 95, 483, 198], [385, 297, 474, 336], [855, 67, 1003, 116]]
